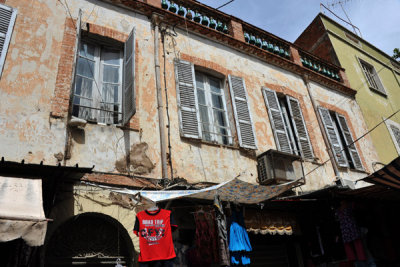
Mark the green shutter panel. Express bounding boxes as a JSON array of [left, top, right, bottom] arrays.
[[228, 75, 257, 149], [122, 27, 136, 125], [318, 107, 348, 167], [286, 96, 314, 159], [390, 125, 400, 152], [174, 59, 202, 139], [335, 113, 363, 170], [0, 4, 17, 77], [262, 87, 292, 154]]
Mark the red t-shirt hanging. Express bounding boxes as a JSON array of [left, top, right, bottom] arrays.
[[133, 209, 177, 262]]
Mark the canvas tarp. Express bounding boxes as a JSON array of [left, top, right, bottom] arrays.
[[0, 176, 47, 246], [91, 178, 302, 204]]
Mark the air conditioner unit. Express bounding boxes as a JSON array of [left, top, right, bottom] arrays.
[[257, 149, 304, 185]]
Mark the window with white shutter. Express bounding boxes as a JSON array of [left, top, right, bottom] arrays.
[[335, 113, 363, 170], [385, 119, 400, 155], [262, 87, 314, 159], [0, 3, 17, 78], [359, 58, 386, 95], [318, 107, 349, 168], [318, 107, 364, 170], [174, 59, 202, 139], [228, 75, 257, 149], [71, 27, 135, 125]]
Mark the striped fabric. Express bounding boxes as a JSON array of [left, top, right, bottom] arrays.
[[363, 156, 400, 189]]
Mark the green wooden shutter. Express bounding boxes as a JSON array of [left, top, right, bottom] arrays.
[[0, 4, 17, 77], [262, 87, 292, 153], [228, 75, 257, 149], [122, 27, 136, 125], [318, 107, 348, 167], [286, 96, 314, 159], [174, 59, 201, 139], [335, 113, 363, 170]]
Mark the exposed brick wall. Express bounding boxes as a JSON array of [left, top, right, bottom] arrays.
[[318, 101, 368, 171], [50, 17, 76, 119], [50, 19, 139, 130], [230, 20, 245, 42], [263, 82, 324, 162], [295, 15, 338, 65], [86, 22, 128, 43], [181, 53, 230, 76], [0, 0, 6, 4]]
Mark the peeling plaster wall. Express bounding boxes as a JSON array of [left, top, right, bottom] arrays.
[[0, 0, 67, 164], [0, 0, 378, 190]]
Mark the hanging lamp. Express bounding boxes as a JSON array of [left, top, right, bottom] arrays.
[[177, 5, 185, 16], [168, 1, 177, 13], [161, 0, 168, 9]]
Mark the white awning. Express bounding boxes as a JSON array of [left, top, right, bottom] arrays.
[[94, 178, 302, 204], [0, 176, 47, 246]]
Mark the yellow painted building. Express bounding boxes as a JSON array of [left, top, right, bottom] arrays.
[[296, 13, 400, 164]]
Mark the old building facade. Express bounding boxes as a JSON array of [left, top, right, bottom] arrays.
[[0, 0, 381, 266], [296, 13, 400, 165]]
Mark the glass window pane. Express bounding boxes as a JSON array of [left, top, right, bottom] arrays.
[[102, 84, 119, 104], [199, 105, 209, 123], [75, 76, 93, 98], [103, 65, 120, 83], [202, 123, 212, 141], [101, 49, 120, 65], [213, 110, 226, 126], [209, 77, 221, 93], [79, 43, 95, 59], [211, 94, 224, 109], [77, 57, 95, 78], [195, 73, 204, 89], [197, 89, 206, 104]]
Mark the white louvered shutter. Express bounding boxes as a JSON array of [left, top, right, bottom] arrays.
[[228, 75, 257, 149], [175, 60, 201, 139], [122, 27, 136, 125], [389, 125, 400, 154], [286, 96, 314, 159], [262, 87, 292, 153], [318, 107, 348, 167], [0, 4, 17, 78], [335, 113, 363, 170]]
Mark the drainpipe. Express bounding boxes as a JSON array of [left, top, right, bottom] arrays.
[[302, 74, 341, 181], [152, 14, 168, 180]]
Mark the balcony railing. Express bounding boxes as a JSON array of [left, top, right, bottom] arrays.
[[243, 28, 291, 60], [150, 0, 349, 90], [299, 52, 341, 81], [161, 0, 230, 34]]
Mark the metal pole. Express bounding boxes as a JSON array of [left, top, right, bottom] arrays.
[[152, 14, 168, 179]]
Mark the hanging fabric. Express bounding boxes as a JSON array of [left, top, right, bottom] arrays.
[[214, 195, 230, 266], [229, 206, 252, 266], [190, 207, 219, 266]]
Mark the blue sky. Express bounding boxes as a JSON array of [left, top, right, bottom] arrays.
[[198, 0, 400, 57]]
